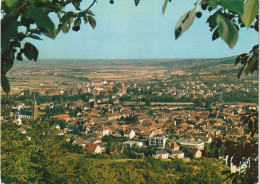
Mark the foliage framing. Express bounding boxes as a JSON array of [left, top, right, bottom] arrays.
[[163, 0, 258, 78], [1, 0, 258, 93], [1, 0, 97, 93], [161, 0, 258, 183], [1, 0, 259, 183]]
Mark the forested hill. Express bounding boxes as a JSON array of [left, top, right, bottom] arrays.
[[2, 122, 230, 184]]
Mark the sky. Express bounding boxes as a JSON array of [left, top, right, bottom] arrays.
[[29, 0, 258, 60]]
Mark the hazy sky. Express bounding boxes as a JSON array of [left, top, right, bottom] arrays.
[[29, 0, 258, 60]]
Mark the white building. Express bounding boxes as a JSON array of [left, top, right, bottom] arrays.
[[153, 150, 169, 159], [178, 139, 204, 150], [124, 129, 135, 139], [171, 150, 185, 159], [149, 136, 167, 148], [123, 141, 144, 147]]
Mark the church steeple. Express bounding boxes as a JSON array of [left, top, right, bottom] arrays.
[[32, 93, 38, 121], [94, 98, 98, 109]]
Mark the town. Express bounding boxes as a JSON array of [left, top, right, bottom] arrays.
[[2, 59, 258, 172]]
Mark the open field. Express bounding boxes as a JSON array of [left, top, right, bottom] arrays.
[[6, 56, 254, 94]]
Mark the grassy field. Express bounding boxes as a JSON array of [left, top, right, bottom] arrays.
[[5, 57, 242, 94]]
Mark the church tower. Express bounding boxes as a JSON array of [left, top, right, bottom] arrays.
[[32, 93, 39, 121], [94, 98, 98, 109]]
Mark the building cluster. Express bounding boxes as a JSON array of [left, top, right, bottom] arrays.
[[4, 77, 257, 161]]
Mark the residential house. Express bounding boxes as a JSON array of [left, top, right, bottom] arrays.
[[188, 148, 202, 158], [113, 98, 120, 104], [84, 143, 102, 154], [110, 144, 124, 154], [149, 129, 164, 138], [123, 141, 144, 147], [95, 86, 104, 91], [153, 150, 169, 159], [56, 129, 64, 136], [106, 111, 121, 121], [92, 126, 110, 136], [86, 137, 102, 144], [91, 78, 103, 86], [96, 142, 106, 153], [195, 135, 212, 144], [171, 150, 185, 159], [124, 129, 135, 139], [168, 141, 180, 151], [73, 137, 86, 147], [120, 107, 132, 117]]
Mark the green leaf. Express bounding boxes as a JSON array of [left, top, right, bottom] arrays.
[[134, 0, 140, 6], [27, 8, 55, 30], [175, 7, 197, 40], [2, 51, 14, 74], [237, 66, 244, 78], [4, 0, 19, 8], [29, 29, 42, 35], [241, 0, 259, 28], [23, 42, 38, 61], [1, 74, 10, 94], [216, 13, 238, 48], [220, 0, 244, 15], [85, 9, 95, 16], [88, 16, 96, 29], [83, 17, 88, 24], [42, 28, 59, 39], [244, 56, 257, 75], [212, 28, 220, 41], [60, 11, 74, 24], [1, 16, 18, 53], [209, 0, 218, 9], [72, 0, 81, 10], [162, 0, 169, 14], [58, 12, 73, 34], [60, 23, 71, 34], [28, 34, 42, 40], [235, 53, 247, 66], [74, 17, 81, 27], [34, 0, 62, 11]]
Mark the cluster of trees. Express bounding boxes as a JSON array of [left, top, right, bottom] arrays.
[[120, 115, 138, 125], [9, 91, 94, 104], [222, 89, 258, 103], [2, 121, 230, 183]]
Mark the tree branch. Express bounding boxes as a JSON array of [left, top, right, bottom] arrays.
[[86, 0, 97, 10]]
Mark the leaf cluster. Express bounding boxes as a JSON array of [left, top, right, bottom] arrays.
[[1, 0, 97, 93], [210, 110, 259, 184], [235, 44, 258, 79], [160, 0, 258, 79]]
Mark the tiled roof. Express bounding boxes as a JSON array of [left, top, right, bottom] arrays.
[[84, 143, 98, 152], [53, 114, 70, 119], [75, 137, 85, 145]]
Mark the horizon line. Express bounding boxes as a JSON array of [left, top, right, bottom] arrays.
[[15, 55, 238, 62]]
